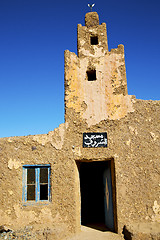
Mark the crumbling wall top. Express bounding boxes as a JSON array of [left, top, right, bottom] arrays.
[[85, 12, 99, 27]]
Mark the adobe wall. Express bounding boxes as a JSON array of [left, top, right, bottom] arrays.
[[66, 98, 160, 237], [0, 123, 80, 239], [0, 98, 160, 239]]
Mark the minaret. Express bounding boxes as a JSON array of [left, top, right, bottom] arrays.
[[64, 12, 134, 126], [77, 12, 108, 58]]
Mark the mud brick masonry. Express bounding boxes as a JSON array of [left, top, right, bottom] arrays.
[[0, 11, 160, 240]]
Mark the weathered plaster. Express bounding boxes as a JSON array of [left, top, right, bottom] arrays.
[[33, 122, 68, 149], [65, 47, 135, 126], [8, 158, 22, 169], [152, 201, 160, 222]]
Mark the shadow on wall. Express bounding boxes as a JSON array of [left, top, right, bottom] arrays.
[[122, 225, 133, 240]]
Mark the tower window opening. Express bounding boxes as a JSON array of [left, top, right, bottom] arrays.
[[91, 36, 98, 45], [87, 70, 96, 81]]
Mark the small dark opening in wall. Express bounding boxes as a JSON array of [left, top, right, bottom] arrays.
[[91, 36, 98, 45], [87, 70, 96, 81]]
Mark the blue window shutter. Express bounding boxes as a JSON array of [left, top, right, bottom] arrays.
[[22, 165, 51, 204], [36, 168, 40, 202], [22, 167, 27, 202], [48, 167, 51, 201]]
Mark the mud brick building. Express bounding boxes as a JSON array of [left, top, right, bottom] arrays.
[[0, 11, 160, 239]]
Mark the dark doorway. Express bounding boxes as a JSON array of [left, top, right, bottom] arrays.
[[79, 160, 116, 232]]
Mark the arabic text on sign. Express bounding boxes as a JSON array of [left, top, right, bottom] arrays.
[[83, 132, 107, 148]]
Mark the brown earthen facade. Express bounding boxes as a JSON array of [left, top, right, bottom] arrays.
[[0, 12, 160, 240]]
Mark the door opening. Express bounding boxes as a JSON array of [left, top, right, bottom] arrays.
[[79, 160, 117, 232]]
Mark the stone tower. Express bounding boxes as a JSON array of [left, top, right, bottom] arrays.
[[65, 12, 134, 127]]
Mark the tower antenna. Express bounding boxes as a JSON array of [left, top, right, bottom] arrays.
[[88, 3, 95, 12]]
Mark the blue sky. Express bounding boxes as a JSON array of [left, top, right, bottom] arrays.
[[0, 0, 160, 137]]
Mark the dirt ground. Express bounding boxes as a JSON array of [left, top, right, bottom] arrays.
[[65, 226, 124, 240]]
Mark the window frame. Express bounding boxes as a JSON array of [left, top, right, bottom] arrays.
[[22, 165, 51, 204]]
